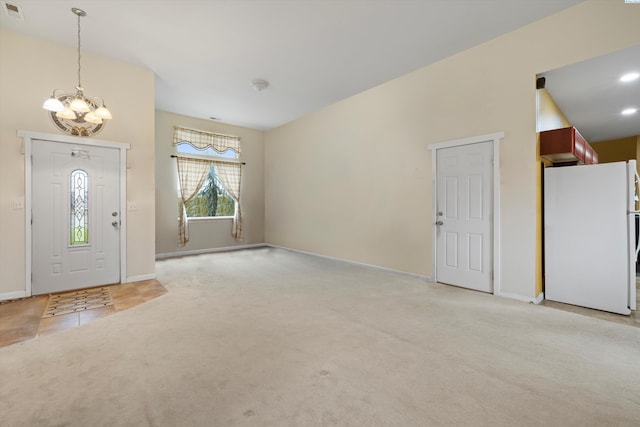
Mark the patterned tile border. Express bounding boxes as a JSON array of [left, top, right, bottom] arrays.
[[42, 287, 113, 318]]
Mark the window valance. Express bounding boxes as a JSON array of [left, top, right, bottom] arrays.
[[173, 126, 241, 154]]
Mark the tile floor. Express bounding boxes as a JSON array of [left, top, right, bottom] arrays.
[[0, 279, 167, 348]]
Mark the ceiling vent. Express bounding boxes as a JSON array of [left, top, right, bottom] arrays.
[[1, 1, 24, 20]]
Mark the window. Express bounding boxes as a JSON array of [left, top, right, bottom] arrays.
[[70, 169, 89, 245], [176, 143, 236, 218], [173, 126, 244, 245]]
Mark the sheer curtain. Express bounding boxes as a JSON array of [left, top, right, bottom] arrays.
[[176, 157, 211, 247], [215, 162, 243, 241]]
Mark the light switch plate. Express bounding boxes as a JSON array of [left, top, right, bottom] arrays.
[[13, 199, 24, 209]]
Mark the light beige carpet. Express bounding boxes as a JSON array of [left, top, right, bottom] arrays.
[[1, 247, 639, 426]]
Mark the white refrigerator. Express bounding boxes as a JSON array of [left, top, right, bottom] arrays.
[[544, 160, 638, 315]]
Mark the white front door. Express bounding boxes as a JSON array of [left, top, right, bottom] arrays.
[[32, 140, 121, 295], [435, 141, 493, 292]]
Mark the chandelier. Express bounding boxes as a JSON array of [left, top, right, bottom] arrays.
[[42, 7, 112, 135]]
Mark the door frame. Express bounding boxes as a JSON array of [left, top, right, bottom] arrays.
[[19, 130, 130, 297], [427, 131, 503, 296]]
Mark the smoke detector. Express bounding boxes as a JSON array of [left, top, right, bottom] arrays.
[[1, 1, 24, 20], [251, 79, 270, 92]]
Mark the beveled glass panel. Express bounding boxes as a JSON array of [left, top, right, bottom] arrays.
[[70, 169, 89, 245]]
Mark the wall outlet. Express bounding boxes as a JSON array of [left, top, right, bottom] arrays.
[[12, 198, 24, 209]]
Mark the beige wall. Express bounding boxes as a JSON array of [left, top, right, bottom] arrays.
[[155, 110, 264, 256], [0, 29, 156, 297], [536, 88, 571, 134], [264, 1, 640, 299]]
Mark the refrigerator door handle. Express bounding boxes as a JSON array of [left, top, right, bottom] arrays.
[[629, 170, 640, 259], [631, 161, 638, 311]]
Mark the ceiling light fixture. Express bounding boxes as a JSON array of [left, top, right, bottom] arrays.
[[620, 72, 639, 83], [42, 7, 112, 136], [621, 108, 637, 116], [251, 79, 270, 92]]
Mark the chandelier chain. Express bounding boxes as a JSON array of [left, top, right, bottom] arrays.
[[76, 11, 82, 89]]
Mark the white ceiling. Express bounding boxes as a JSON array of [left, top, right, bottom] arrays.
[[0, 0, 591, 131], [539, 44, 640, 143]]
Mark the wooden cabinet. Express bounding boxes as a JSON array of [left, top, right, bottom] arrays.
[[584, 144, 594, 164], [540, 126, 597, 165]]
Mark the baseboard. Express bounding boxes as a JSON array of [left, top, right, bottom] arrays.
[[533, 292, 544, 305], [125, 273, 157, 283], [266, 244, 432, 281], [0, 290, 28, 302], [497, 291, 542, 304], [155, 243, 268, 260]]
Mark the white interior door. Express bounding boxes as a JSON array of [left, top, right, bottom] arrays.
[[32, 140, 121, 295], [435, 141, 493, 292]]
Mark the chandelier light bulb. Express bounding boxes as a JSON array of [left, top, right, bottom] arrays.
[[94, 105, 113, 120], [56, 106, 77, 120], [42, 91, 65, 112], [84, 111, 103, 124], [69, 97, 91, 113]]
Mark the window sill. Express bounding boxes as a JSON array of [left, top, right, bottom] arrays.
[[186, 216, 234, 222]]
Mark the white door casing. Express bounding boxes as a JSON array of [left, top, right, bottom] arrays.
[[32, 140, 120, 294], [20, 130, 130, 297], [428, 133, 502, 295]]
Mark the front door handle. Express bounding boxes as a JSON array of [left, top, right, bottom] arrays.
[[112, 221, 119, 227], [435, 221, 443, 226]]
